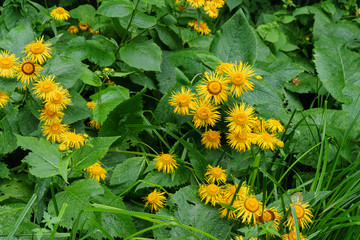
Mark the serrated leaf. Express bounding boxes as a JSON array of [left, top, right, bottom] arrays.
[[97, 0, 133, 18], [0, 204, 38, 235], [0, 106, 19, 155], [0, 178, 33, 203], [0, 24, 34, 57], [63, 91, 92, 124], [155, 25, 182, 50], [210, 8, 257, 65], [80, 68, 102, 87], [0, 162, 10, 179]]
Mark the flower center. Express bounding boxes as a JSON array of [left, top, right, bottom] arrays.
[[244, 198, 259, 212], [40, 82, 54, 93], [177, 94, 190, 107], [288, 231, 298, 240], [210, 167, 222, 178], [0, 57, 13, 69], [294, 204, 305, 219], [45, 109, 57, 118], [22, 62, 35, 75], [231, 72, 245, 86], [55, 7, 66, 14], [67, 132, 79, 141], [161, 154, 173, 164], [263, 210, 275, 222], [207, 81, 222, 95], [262, 132, 273, 143], [50, 124, 61, 133], [197, 107, 210, 120], [206, 184, 219, 196], [147, 192, 159, 203], [51, 92, 63, 104], [234, 113, 248, 126], [30, 42, 45, 54], [236, 131, 248, 142], [92, 166, 104, 175], [206, 131, 219, 142]]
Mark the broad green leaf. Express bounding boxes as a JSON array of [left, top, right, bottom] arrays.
[[210, 8, 257, 65], [119, 40, 162, 71], [97, 0, 133, 18], [141, 0, 165, 7], [0, 24, 34, 57], [0, 177, 33, 203], [157, 52, 176, 94], [63, 91, 92, 124], [79, 69, 102, 87], [0, 204, 38, 235], [0, 105, 19, 155], [155, 25, 182, 50], [133, 12, 157, 28], [73, 137, 119, 171], [69, 4, 97, 26], [48, 179, 104, 229], [0, 77, 22, 92], [226, 0, 242, 11], [18, 105, 39, 136], [0, 162, 10, 179]]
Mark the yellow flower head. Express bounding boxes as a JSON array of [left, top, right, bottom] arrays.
[[255, 128, 278, 151], [266, 119, 285, 133], [224, 61, 255, 97], [23, 36, 52, 65], [194, 21, 211, 35], [58, 143, 67, 151], [204, 2, 219, 19], [42, 121, 69, 142], [61, 130, 85, 149], [225, 103, 257, 134], [39, 107, 64, 125], [0, 91, 10, 108], [256, 207, 282, 231], [236, 195, 263, 224], [204, 165, 227, 184], [88, 119, 102, 130], [51, 7, 70, 21], [285, 200, 313, 230], [218, 197, 240, 219], [281, 230, 307, 240], [154, 153, 179, 174], [188, 20, 198, 27], [186, 0, 205, 8], [223, 182, 248, 200], [201, 129, 221, 149], [78, 22, 89, 31], [86, 101, 97, 110], [227, 130, 254, 152], [143, 189, 167, 212], [85, 162, 107, 182], [32, 75, 60, 100], [211, 0, 225, 8], [17, 60, 43, 84], [191, 99, 220, 128], [67, 25, 79, 34], [215, 62, 233, 74], [196, 71, 229, 104], [198, 183, 223, 206], [169, 86, 195, 115], [44, 87, 71, 111], [89, 28, 99, 34], [0, 50, 20, 78]]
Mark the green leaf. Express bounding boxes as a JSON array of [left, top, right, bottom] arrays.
[[0, 177, 33, 203], [97, 0, 133, 18], [80, 69, 102, 87], [210, 8, 257, 65], [133, 12, 157, 28], [0, 162, 10, 179], [63, 91, 92, 124], [155, 25, 182, 50], [73, 137, 119, 171], [0, 24, 34, 57], [141, 0, 165, 7], [157, 53, 176, 94], [119, 40, 162, 71], [226, 0, 242, 11], [69, 4, 97, 26], [0, 105, 19, 155], [48, 179, 104, 230]]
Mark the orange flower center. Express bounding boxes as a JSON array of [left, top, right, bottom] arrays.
[[160, 154, 173, 164], [30, 42, 45, 54], [0, 57, 13, 69], [40, 82, 54, 93], [231, 72, 245, 86], [177, 94, 190, 107], [244, 198, 259, 212], [50, 124, 61, 133], [261, 132, 273, 143], [234, 113, 248, 126], [51, 92, 63, 104], [206, 131, 219, 142], [147, 192, 159, 203], [210, 167, 223, 178], [197, 107, 210, 120], [45, 109, 57, 118], [207, 81, 222, 95], [91, 165, 104, 175], [22, 62, 35, 75], [288, 231, 298, 240], [235, 131, 248, 142], [294, 204, 305, 219], [206, 184, 219, 196], [263, 209, 275, 222]]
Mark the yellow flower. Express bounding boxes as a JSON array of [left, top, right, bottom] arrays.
[[39, 107, 64, 125], [88, 119, 102, 130], [281, 230, 307, 240], [215, 62, 233, 74], [223, 182, 248, 200], [198, 183, 223, 206], [67, 25, 79, 34], [225, 103, 257, 134], [255, 128, 278, 151], [0, 50, 20, 78], [85, 162, 107, 182], [236, 195, 263, 224], [0, 91, 10, 108], [58, 143, 67, 151], [204, 165, 227, 184], [89, 28, 99, 34], [50, 7, 70, 21], [143, 189, 167, 212], [61, 131, 85, 149], [224, 61, 255, 97], [255, 75, 262, 80], [23, 36, 52, 65], [78, 22, 89, 31], [204, 2, 219, 18], [227, 130, 253, 152], [218, 197, 240, 219], [86, 101, 97, 110], [42, 121, 69, 142], [32, 75, 60, 100], [235, 237, 258, 240], [154, 153, 178, 174], [256, 207, 282, 231], [186, 0, 205, 8], [191, 99, 220, 128], [17, 60, 43, 84], [169, 86, 195, 115], [188, 20, 198, 27], [196, 71, 229, 104], [285, 200, 313, 230], [194, 21, 211, 35], [266, 119, 285, 133], [44, 87, 71, 111], [211, 0, 225, 8], [201, 129, 221, 149]]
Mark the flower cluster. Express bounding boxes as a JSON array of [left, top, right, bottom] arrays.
[[169, 61, 284, 152], [68, 22, 99, 35], [185, 0, 225, 18]]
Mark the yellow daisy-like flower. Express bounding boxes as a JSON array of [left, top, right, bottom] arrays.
[[67, 25, 79, 34], [201, 129, 221, 149], [88, 119, 102, 130], [42, 121, 69, 142], [86, 101, 97, 110], [196, 71, 229, 104], [0, 91, 10, 108], [17, 60, 43, 84], [89, 28, 99, 34], [44, 87, 71, 111], [223, 182, 248, 200], [78, 22, 89, 31], [0, 50, 20, 78], [194, 21, 211, 35], [204, 2, 219, 18], [143, 189, 167, 212], [227, 130, 254, 152], [169, 86, 195, 115], [198, 183, 223, 206], [256, 128, 278, 151], [23, 36, 52, 65], [191, 99, 220, 128], [39, 107, 64, 125], [85, 162, 107, 182], [218, 197, 241, 219], [281, 230, 307, 240], [266, 119, 285, 133], [204, 165, 227, 184], [188, 20, 197, 27], [256, 207, 282, 231], [61, 131, 85, 149], [58, 143, 67, 151], [50, 7, 70, 21], [225, 103, 257, 134], [215, 61, 233, 74], [186, 0, 205, 8], [224, 61, 255, 97], [211, 0, 225, 8], [154, 153, 179, 174], [32, 75, 60, 100], [236, 195, 263, 224], [285, 200, 313, 230]]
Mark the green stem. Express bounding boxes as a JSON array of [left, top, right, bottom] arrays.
[[50, 182, 59, 216], [49, 203, 68, 240]]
